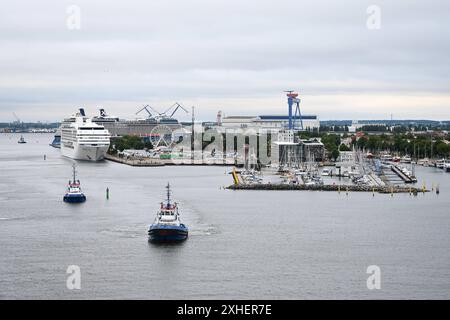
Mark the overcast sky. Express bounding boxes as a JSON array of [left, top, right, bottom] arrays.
[[1, 0, 450, 122]]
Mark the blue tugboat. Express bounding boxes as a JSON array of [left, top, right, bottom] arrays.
[[148, 183, 188, 242], [63, 164, 86, 203]]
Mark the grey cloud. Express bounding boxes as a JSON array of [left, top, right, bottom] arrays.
[[1, 0, 450, 121]]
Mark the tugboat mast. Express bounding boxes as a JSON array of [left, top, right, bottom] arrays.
[[166, 182, 171, 205], [72, 163, 76, 184]]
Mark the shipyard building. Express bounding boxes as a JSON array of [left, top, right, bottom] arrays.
[[271, 130, 325, 165], [221, 115, 320, 131]]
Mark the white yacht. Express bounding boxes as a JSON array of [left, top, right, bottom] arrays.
[[435, 159, 445, 169], [60, 108, 111, 161], [400, 155, 412, 163], [444, 160, 450, 173], [380, 154, 393, 162]]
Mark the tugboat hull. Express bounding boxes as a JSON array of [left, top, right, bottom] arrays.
[[148, 224, 188, 242], [63, 194, 86, 203]]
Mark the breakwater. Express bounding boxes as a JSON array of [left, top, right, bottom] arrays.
[[227, 184, 427, 193]]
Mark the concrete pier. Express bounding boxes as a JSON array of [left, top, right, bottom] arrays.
[[105, 154, 237, 167], [104, 154, 165, 166]]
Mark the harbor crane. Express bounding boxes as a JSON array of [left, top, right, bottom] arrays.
[[12, 112, 24, 132], [284, 90, 303, 130], [136, 102, 189, 121], [136, 105, 154, 118], [163, 102, 189, 118], [12, 112, 21, 124]]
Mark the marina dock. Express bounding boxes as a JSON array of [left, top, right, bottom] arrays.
[[390, 164, 417, 183]]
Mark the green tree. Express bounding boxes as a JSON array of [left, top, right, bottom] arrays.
[[435, 141, 450, 157], [111, 135, 146, 152], [331, 149, 340, 161], [356, 136, 368, 149], [367, 136, 381, 151]]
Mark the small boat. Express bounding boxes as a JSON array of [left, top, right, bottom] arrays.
[[294, 168, 307, 176], [444, 161, 450, 173], [49, 131, 61, 148], [380, 154, 393, 162], [240, 170, 263, 184], [348, 168, 361, 178], [148, 183, 188, 242], [417, 158, 430, 167], [341, 170, 350, 178], [63, 164, 86, 203], [400, 155, 412, 163], [18, 135, 26, 144], [435, 159, 445, 169]]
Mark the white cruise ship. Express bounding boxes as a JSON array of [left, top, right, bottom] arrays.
[[60, 108, 111, 161]]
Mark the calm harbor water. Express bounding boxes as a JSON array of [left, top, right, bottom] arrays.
[[1, 133, 450, 299]]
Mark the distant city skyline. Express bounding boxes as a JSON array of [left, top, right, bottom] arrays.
[[1, 0, 450, 122]]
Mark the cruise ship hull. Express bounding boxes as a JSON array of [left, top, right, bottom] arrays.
[[148, 224, 188, 242], [61, 144, 109, 161]]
